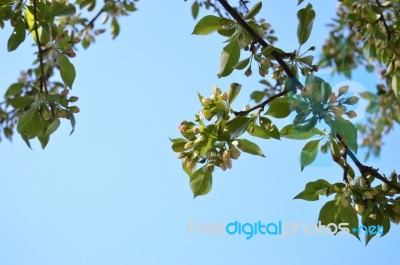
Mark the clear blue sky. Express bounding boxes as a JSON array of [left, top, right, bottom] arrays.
[[0, 1, 399, 264]]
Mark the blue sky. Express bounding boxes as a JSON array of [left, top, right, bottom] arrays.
[[0, 1, 399, 264]]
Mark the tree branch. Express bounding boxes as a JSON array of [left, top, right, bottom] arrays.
[[217, 0, 302, 89], [81, 5, 106, 33], [375, 0, 392, 41], [33, 0, 48, 96], [233, 89, 288, 116], [217, 0, 400, 190]]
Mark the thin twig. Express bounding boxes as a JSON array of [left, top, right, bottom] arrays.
[[33, 0, 48, 96], [209, 0, 224, 17], [81, 6, 106, 33], [239, 0, 249, 13], [233, 89, 288, 116]]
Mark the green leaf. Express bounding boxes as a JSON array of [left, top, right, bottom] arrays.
[[319, 199, 360, 240], [51, 2, 76, 16], [265, 97, 291, 118], [247, 124, 270, 139], [190, 166, 212, 198], [259, 117, 280, 140], [280, 124, 324, 140], [233, 57, 251, 70], [191, 1, 200, 19], [218, 40, 240, 78], [294, 179, 331, 201], [17, 108, 36, 135], [10, 96, 34, 108], [58, 54, 76, 89], [299, 55, 314, 67], [300, 139, 321, 171], [228, 83, 241, 105], [38, 135, 49, 149], [297, 3, 315, 45], [171, 138, 187, 152], [111, 18, 120, 39], [226, 116, 252, 139], [330, 117, 358, 153], [250, 91, 265, 103], [243, 2, 262, 19], [236, 139, 265, 157], [67, 112, 76, 135], [192, 15, 232, 35], [7, 18, 26, 52], [45, 118, 60, 136]]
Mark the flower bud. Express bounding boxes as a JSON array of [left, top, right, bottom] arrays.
[[245, 68, 252, 77], [226, 159, 232, 169], [354, 203, 364, 214], [192, 127, 199, 134], [222, 150, 230, 162], [61, 88, 69, 96], [212, 86, 221, 96], [184, 141, 194, 150], [69, 96, 79, 102], [201, 97, 212, 107], [338, 85, 349, 96], [220, 92, 228, 101], [363, 191, 373, 200], [345, 111, 357, 119], [179, 124, 186, 133], [230, 148, 241, 159], [210, 95, 216, 101], [177, 152, 186, 159], [329, 93, 338, 103], [69, 106, 80, 113], [345, 96, 359, 105]]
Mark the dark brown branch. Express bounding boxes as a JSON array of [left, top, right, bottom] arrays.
[[81, 6, 106, 33], [217, 0, 400, 190], [33, 0, 48, 96], [233, 89, 288, 116], [342, 136, 400, 191], [379, 15, 392, 41], [217, 0, 302, 89], [375, 0, 392, 41]]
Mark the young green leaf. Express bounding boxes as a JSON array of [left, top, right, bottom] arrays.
[[226, 116, 252, 139], [7, 18, 26, 52], [297, 3, 315, 45], [265, 97, 291, 118], [233, 57, 251, 70], [192, 15, 232, 35], [300, 139, 321, 171], [294, 179, 331, 201], [58, 54, 76, 89], [228, 83, 241, 105], [280, 124, 324, 140], [191, 1, 200, 19], [111, 18, 120, 39], [236, 139, 265, 157], [10, 96, 34, 108], [329, 116, 358, 153], [259, 117, 280, 140], [243, 2, 262, 20], [218, 40, 240, 78], [190, 166, 213, 198]]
